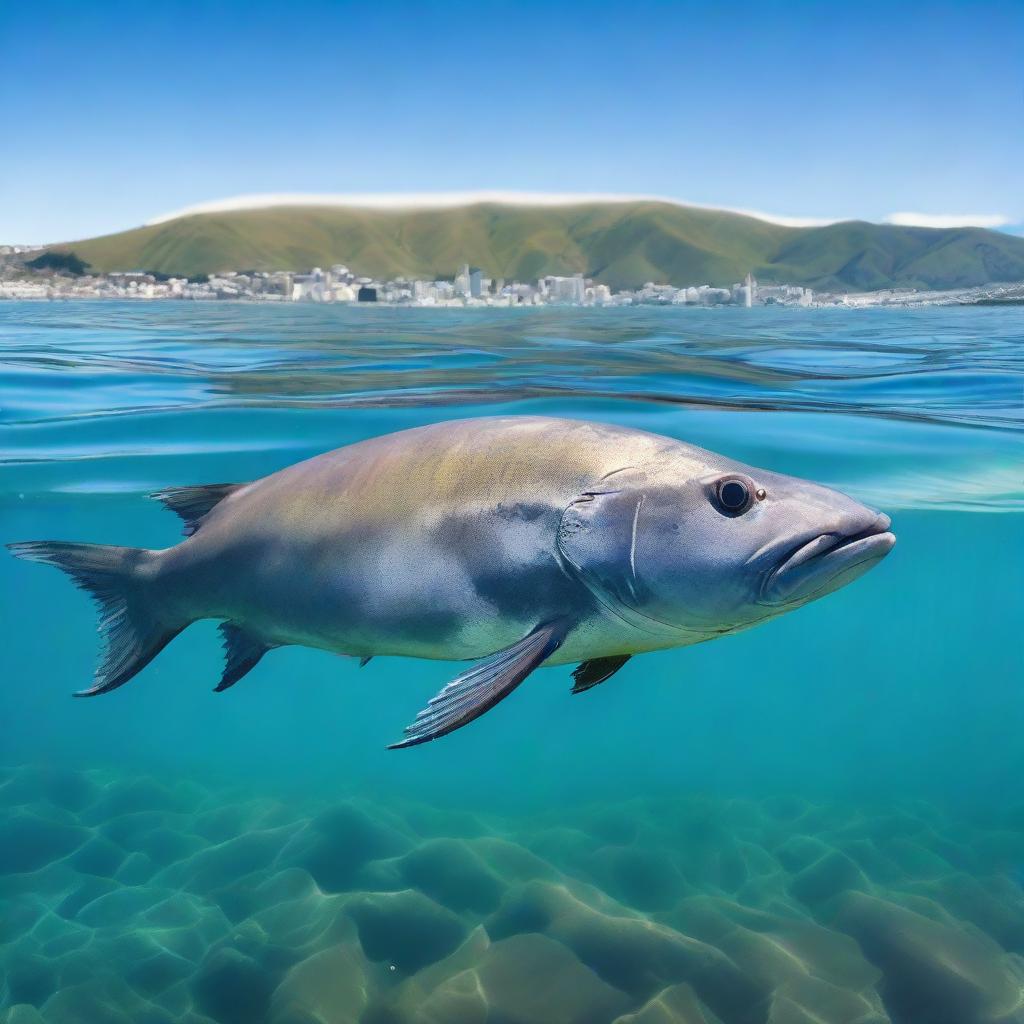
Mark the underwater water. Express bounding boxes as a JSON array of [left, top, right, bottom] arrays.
[[1, 301, 1022, 1024]]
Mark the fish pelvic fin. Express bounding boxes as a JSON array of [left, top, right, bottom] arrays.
[[571, 654, 631, 694], [7, 541, 183, 696], [388, 621, 569, 750], [215, 622, 279, 692], [150, 482, 247, 537]]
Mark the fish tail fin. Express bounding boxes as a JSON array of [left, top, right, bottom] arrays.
[[7, 541, 184, 696]]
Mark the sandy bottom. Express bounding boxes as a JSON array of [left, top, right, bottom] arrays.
[[3, 764, 1024, 1024]]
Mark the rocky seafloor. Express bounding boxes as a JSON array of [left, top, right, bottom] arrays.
[[3, 765, 1024, 1024]]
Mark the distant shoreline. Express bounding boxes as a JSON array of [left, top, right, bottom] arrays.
[[3, 255, 1023, 310], [2, 288, 1021, 309]]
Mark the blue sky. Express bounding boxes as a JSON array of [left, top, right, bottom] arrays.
[[3, 0, 1021, 242]]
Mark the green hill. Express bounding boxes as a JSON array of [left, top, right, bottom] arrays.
[[49, 202, 1024, 292]]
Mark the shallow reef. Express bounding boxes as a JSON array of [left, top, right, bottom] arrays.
[[3, 764, 1024, 1024]]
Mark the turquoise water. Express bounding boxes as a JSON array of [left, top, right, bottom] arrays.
[[1, 302, 1022, 1024]]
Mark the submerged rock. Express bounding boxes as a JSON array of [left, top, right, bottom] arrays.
[[612, 983, 720, 1024], [279, 803, 410, 892], [346, 889, 468, 973], [399, 838, 505, 914], [584, 844, 689, 911], [487, 880, 761, 1018], [414, 933, 632, 1024], [835, 891, 1024, 1024], [270, 944, 370, 1024], [192, 947, 277, 1024], [788, 848, 872, 907], [0, 812, 89, 874]]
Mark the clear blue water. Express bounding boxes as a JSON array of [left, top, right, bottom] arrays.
[[1, 302, 1022, 1024]]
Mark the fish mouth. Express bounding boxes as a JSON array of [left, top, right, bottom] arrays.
[[762, 513, 895, 606]]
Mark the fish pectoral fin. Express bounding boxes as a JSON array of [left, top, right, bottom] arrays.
[[571, 654, 631, 694], [215, 622, 279, 692], [388, 621, 568, 750]]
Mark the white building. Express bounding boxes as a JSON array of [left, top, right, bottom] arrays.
[[291, 268, 329, 301], [698, 286, 732, 305], [543, 274, 586, 304]]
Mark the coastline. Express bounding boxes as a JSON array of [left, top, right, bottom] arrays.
[[3, 279, 1023, 309], [2, 289, 1021, 309]]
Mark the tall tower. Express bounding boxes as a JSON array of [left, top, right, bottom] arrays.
[[744, 272, 755, 308]]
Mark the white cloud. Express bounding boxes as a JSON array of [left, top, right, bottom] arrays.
[[141, 194, 1017, 233], [145, 191, 838, 229], [884, 211, 1010, 229]]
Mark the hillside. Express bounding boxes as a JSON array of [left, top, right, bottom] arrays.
[[50, 202, 1024, 292]]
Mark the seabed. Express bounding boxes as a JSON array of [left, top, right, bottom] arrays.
[[3, 764, 1024, 1024]]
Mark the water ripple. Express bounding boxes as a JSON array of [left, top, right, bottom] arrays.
[[1, 302, 1021, 512]]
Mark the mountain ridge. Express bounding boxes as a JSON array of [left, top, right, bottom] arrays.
[[48, 201, 1024, 292]]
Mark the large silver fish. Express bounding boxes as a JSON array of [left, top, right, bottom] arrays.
[[9, 417, 894, 747]]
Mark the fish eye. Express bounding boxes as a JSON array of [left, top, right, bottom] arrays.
[[714, 476, 754, 515]]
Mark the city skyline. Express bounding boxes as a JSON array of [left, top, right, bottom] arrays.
[[9, 250, 1021, 309], [3, 0, 1022, 243]]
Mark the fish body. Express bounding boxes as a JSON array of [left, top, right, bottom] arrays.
[[9, 416, 895, 747], [158, 417, 668, 665]]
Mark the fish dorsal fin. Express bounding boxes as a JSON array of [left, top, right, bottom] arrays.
[[215, 622, 278, 692], [150, 482, 247, 536], [388, 621, 568, 749]]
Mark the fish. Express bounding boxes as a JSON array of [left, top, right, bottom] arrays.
[[7, 416, 895, 748]]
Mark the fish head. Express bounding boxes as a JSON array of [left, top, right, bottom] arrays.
[[558, 453, 895, 638]]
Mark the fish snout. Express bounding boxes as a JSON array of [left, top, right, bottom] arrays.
[[761, 504, 895, 608]]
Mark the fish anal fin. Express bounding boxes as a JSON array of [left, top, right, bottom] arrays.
[[388, 621, 568, 749], [571, 654, 631, 694], [150, 483, 247, 537], [216, 622, 277, 692]]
